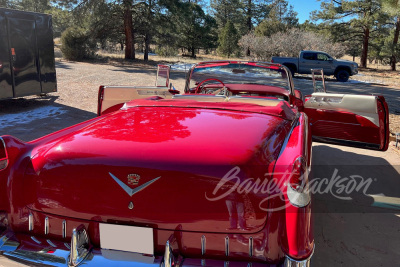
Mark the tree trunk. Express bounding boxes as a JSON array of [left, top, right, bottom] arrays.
[[191, 47, 195, 58], [360, 26, 369, 68], [144, 34, 150, 61], [123, 1, 135, 60], [246, 0, 252, 56], [391, 17, 400, 71]]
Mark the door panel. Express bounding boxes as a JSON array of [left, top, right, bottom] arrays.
[[8, 18, 41, 97], [305, 92, 389, 151]]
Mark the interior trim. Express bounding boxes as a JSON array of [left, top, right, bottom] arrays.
[[313, 136, 381, 150]]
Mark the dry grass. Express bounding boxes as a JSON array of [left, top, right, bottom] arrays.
[[95, 50, 245, 65]]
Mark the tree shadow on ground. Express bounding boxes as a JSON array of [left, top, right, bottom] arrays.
[[0, 96, 96, 141]]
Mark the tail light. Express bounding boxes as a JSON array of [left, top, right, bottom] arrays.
[[271, 59, 274, 63], [289, 157, 307, 190], [287, 156, 311, 207], [0, 137, 8, 171]]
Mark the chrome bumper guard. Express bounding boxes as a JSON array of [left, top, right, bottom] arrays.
[[283, 248, 314, 267]]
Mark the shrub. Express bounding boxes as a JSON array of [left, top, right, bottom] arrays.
[[239, 28, 347, 61], [60, 27, 97, 61]]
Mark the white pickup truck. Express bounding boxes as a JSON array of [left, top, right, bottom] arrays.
[[271, 50, 358, 82]]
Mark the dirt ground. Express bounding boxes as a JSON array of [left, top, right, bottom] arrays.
[[0, 60, 399, 266]]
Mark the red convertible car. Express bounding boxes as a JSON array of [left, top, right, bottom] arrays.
[[0, 61, 389, 267]]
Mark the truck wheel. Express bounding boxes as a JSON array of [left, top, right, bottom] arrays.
[[336, 70, 350, 82]]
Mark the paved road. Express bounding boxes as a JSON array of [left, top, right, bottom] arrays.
[[0, 61, 399, 266]]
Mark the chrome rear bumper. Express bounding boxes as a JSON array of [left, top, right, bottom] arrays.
[[0, 227, 313, 267]]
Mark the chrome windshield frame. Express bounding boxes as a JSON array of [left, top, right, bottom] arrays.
[[184, 61, 295, 97]]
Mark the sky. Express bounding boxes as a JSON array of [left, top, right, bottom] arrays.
[[288, 0, 321, 23]]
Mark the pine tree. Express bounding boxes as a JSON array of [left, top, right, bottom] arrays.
[[218, 20, 239, 57], [312, 0, 390, 68], [254, 0, 298, 37]]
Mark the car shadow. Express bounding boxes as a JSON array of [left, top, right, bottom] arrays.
[[311, 144, 400, 266], [0, 96, 96, 142]]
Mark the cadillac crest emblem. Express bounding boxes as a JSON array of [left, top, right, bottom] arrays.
[[127, 174, 140, 186]]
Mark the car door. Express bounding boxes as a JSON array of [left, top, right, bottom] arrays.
[[316, 53, 335, 75], [299, 52, 317, 74], [98, 65, 176, 116], [304, 74, 389, 151]]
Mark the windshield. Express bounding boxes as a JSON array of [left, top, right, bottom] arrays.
[[186, 62, 292, 94]]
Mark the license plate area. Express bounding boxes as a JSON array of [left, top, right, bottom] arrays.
[[100, 224, 154, 255]]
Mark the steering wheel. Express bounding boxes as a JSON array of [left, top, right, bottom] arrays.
[[195, 78, 225, 94]]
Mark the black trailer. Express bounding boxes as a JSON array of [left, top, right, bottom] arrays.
[[0, 8, 56, 100]]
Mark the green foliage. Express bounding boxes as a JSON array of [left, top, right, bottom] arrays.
[[155, 46, 177, 57], [218, 20, 239, 57], [172, 2, 217, 57], [60, 27, 97, 61]]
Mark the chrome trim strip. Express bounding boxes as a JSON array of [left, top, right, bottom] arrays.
[[45, 217, 49, 235], [109, 173, 161, 197], [62, 220, 67, 238], [64, 242, 71, 249], [0, 137, 7, 161], [30, 236, 41, 244], [0, 230, 12, 248], [47, 239, 56, 248], [248, 237, 253, 257], [201, 235, 206, 256], [28, 213, 33, 231], [225, 236, 229, 257], [278, 112, 301, 159]]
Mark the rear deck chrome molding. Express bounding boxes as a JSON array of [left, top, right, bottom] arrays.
[[44, 217, 49, 235], [201, 235, 206, 256], [30, 236, 41, 244], [225, 236, 229, 257], [62, 220, 67, 238], [249, 237, 253, 257], [28, 213, 33, 231], [47, 239, 56, 248]]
